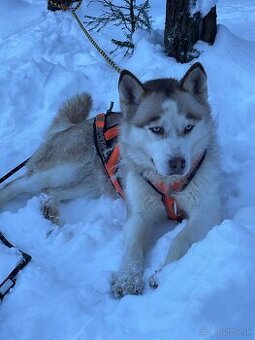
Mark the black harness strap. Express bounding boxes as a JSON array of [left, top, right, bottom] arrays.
[[0, 159, 32, 301], [176, 150, 207, 191], [0, 233, 32, 301], [0, 158, 29, 185], [93, 111, 207, 221], [93, 111, 124, 197], [141, 175, 186, 221]]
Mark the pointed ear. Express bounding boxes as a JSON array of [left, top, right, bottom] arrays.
[[118, 70, 145, 118], [180, 63, 208, 103]]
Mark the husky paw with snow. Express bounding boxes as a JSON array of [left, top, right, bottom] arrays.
[[111, 270, 144, 298], [148, 271, 160, 289], [0, 63, 222, 298], [40, 194, 63, 226]]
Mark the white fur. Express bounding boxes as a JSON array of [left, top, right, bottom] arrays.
[[112, 66, 222, 297], [0, 66, 223, 298]]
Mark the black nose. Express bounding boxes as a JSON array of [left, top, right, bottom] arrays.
[[169, 157, 186, 175]]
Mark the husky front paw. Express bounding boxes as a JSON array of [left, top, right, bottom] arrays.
[[41, 195, 63, 226], [148, 270, 160, 289], [111, 271, 144, 298]]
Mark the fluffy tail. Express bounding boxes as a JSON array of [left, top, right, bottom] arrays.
[[50, 93, 92, 132]]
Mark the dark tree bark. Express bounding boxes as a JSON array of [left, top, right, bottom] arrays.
[[164, 0, 217, 63], [201, 6, 217, 44], [47, 0, 75, 11]]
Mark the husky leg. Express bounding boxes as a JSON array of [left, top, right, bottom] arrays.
[[0, 163, 83, 209], [40, 194, 62, 226], [111, 172, 165, 298], [148, 188, 222, 289], [164, 187, 222, 264], [45, 184, 93, 202], [0, 173, 42, 208], [41, 183, 99, 226]]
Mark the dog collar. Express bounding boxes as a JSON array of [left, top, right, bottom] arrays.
[[139, 150, 207, 221], [142, 149, 207, 195], [170, 149, 207, 192]]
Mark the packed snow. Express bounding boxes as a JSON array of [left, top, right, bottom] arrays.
[[0, 0, 255, 339]]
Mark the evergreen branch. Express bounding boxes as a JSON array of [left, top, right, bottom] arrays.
[[85, 0, 153, 55]]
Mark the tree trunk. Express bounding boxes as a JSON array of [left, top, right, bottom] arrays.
[[129, 0, 136, 34], [201, 6, 217, 44], [164, 0, 217, 63]]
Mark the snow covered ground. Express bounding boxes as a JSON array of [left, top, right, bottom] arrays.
[[0, 0, 255, 339]]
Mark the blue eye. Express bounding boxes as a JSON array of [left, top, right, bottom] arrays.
[[149, 126, 164, 135], [183, 124, 194, 134]]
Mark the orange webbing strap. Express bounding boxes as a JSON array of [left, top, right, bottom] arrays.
[[149, 181, 184, 221], [104, 126, 119, 140], [105, 144, 125, 198], [95, 113, 105, 128], [94, 113, 125, 198], [94, 112, 186, 219], [171, 180, 184, 192], [163, 195, 185, 221]]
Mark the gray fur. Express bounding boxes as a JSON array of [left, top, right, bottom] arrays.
[[0, 93, 116, 216], [113, 63, 222, 297], [0, 63, 222, 298], [50, 93, 93, 132]]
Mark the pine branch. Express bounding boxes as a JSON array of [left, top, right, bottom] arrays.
[[111, 39, 134, 49]]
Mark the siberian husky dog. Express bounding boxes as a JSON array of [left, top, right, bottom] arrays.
[[0, 63, 222, 297]]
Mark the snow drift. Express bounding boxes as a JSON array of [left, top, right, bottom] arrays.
[[0, 0, 255, 339]]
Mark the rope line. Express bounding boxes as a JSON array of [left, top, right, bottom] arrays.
[[49, 0, 122, 73], [0, 0, 122, 187]]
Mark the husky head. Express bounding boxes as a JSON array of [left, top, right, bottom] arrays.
[[118, 63, 213, 178]]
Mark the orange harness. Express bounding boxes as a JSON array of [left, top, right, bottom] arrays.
[[93, 112, 206, 222]]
